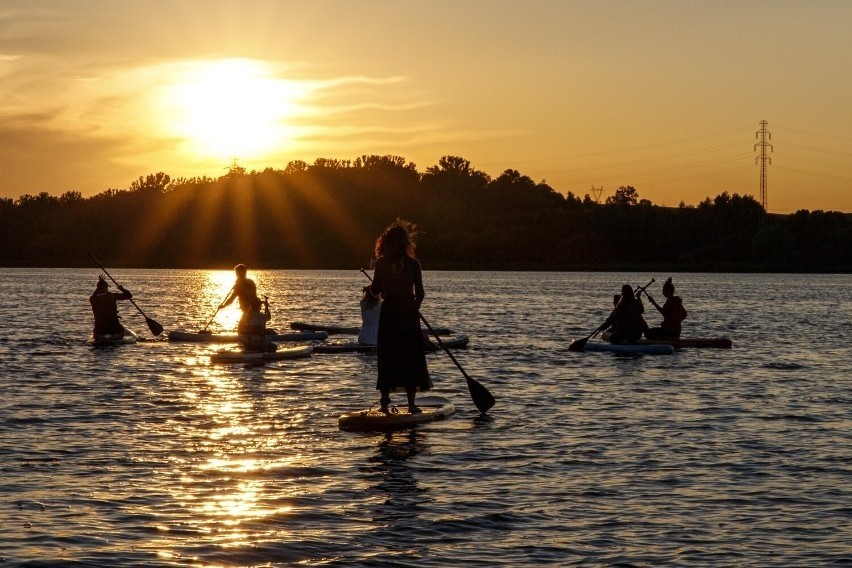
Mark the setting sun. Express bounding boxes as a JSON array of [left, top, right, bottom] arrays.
[[156, 59, 308, 161]]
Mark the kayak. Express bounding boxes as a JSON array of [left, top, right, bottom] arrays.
[[168, 330, 328, 343], [290, 321, 455, 336], [338, 396, 455, 432], [314, 334, 470, 354], [575, 340, 675, 355], [89, 328, 138, 347], [210, 344, 313, 363], [642, 337, 732, 349]]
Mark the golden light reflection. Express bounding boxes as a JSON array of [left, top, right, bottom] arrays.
[[167, 360, 299, 552], [203, 270, 240, 332], [154, 58, 311, 162]]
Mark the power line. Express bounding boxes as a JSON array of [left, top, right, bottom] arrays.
[[775, 152, 852, 171]]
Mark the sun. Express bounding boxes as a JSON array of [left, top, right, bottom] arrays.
[[157, 59, 308, 161]]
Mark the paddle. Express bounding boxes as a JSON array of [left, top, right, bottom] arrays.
[[568, 278, 655, 352], [360, 267, 495, 414], [88, 253, 164, 336], [199, 284, 235, 334]]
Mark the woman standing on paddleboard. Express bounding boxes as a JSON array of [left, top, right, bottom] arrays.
[[367, 219, 432, 414]]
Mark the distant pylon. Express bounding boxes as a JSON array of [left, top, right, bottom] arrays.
[[226, 156, 245, 176], [754, 120, 773, 211], [590, 185, 604, 203]]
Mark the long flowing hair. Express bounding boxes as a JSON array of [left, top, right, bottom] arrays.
[[374, 219, 418, 261]]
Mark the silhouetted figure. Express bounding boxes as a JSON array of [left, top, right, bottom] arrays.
[[368, 220, 432, 414], [604, 284, 648, 343], [241, 296, 274, 352], [643, 277, 687, 339], [89, 274, 132, 339], [223, 264, 259, 334]]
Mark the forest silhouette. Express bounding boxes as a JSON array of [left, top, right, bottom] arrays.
[[1, 155, 850, 271]]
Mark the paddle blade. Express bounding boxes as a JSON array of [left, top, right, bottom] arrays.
[[568, 338, 588, 352], [467, 376, 496, 413], [146, 317, 164, 336]]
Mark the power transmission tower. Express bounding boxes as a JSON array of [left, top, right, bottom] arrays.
[[226, 156, 246, 176], [590, 185, 604, 203], [754, 120, 773, 211]]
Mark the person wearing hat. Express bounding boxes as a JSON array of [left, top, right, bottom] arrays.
[[89, 274, 133, 339], [367, 219, 432, 414]]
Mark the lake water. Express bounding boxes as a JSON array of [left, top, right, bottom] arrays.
[[1, 269, 850, 567]]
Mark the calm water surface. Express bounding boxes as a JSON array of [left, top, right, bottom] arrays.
[[1, 269, 850, 567]]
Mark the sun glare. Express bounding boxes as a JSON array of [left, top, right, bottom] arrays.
[[157, 59, 308, 161]]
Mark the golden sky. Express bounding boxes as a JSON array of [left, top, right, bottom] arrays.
[[1, 0, 850, 213]]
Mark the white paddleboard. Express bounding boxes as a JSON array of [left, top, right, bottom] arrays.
[[315, 334, 469, 354], [338, 395, 455, 432], [210, 344, 313, 363], [576, 340, 674, 355], [169, 330, 328, 343]]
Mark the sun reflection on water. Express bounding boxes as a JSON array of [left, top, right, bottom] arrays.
[[196, 269, 282, 333], [199, 270, 240, 332], [158, 354, 304, 555]]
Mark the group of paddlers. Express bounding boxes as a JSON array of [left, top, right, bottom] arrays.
[[602, 277, 687, 343], [89, 219, 432, 415], [90, 219, 690, 413]]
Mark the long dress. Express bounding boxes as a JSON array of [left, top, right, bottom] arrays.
[[370, 256, 431, 393]]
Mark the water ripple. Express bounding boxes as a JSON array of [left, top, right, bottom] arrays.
[[1, 270, 851, 566]]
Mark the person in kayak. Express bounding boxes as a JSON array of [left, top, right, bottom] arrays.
[[223, 264, 260, 334], [603, 284, 648, 343], [89, 274, 133, 338], [368, 220, 432, 414], [643, 277, 687, 339]]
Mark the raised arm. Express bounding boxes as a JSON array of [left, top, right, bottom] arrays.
[[643, 291, 663, 314]]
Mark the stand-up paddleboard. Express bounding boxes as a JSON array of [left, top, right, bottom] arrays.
[[168, 330, 328, 343], [599, 330, 732, 349], [210, 344, 313, 363], [338, 396, 455, 431], [290, 321, 455, 336], [574, 340, 675, 355], [290, 322, 360, 335], [642, 337, 732, 349], [315, 335, 469, 354], [89, 328, 138, 347]]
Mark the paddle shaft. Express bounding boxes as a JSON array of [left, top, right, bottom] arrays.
[[359, 267, 495, 413], [88, 253, 163, 336], [634, 278, 655, 297], [200, 284, 235, 333]]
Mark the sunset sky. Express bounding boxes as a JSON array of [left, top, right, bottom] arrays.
[[1, 0, 851, 213]]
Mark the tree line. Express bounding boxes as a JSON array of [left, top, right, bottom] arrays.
[[1, 155, 850, 271]]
